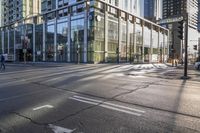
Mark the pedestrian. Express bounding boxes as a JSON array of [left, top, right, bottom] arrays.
[[0, 54, 5, 70], [180, 59, 184, 66]]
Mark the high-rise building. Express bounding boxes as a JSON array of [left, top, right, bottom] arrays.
[[162, 0, 199, 62], [144, 0, 162, 22], [198, 0, 200, 31], [2, 0, 41, 26], [0, 0, 3, 27], [163, 0, 198, 29]]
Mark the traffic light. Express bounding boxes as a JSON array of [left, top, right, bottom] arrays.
[[194, 45, 197, 50], [177, 20, 184, 40]]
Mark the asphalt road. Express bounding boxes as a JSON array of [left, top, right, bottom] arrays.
[[0, 63, 200, 133]]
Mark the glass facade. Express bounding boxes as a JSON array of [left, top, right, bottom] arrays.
[[46, 21, 55, 62], [35, 24, 43, 62], [0, 32, 2, 54], [0, 0, 169, 63], [57, 17, 68, 62], [107, 14, 119, 63], [70, 14, 84, 63]]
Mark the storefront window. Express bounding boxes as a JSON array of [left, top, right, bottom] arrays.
[[70, 15, 84, 63], [128, 20, 134, 62], [35, 24, 43, 62], [152, 27, 159, 62], [9, 30, 14, 54], [15, 26, 23, 61], [46, 22, 55, 61], [57, 19, 68, 62], [144, 23, 151, 62], [135, 20, 143, 63], [93, 10, 105, 63], [0, 31, 2, 54], [4, 31, 8, 54], [107, 14, 118, 63], [120, 19, 127, 62]]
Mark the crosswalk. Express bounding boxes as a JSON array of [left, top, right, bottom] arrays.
[[0, 64, 170, 88]]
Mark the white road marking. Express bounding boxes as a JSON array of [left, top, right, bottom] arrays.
[[49, 124, 76, 133], [73, 96, 145, 113], [33, 105, 54, 111], [70, 95, 145, 116]]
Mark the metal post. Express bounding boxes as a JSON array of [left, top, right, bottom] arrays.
[[33, 23, 36, 62], [67, 14, 71, 62], [23, 21, 26, 64], [182, 13, 189, 79], [14, 29, 16, 61], [150, 24, 153, 63], [141, 21, 144, 63], [104, 11, 108, 62], [42, 21, 46, 61], [8, 30, 10, 54]]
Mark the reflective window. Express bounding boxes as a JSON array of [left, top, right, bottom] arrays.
[[0, 31, 2, 54], [4, 31, 8, 54], [107, 14, 118, 63], [46, 23, 55, 61], [57, 21, 68, 62], [70, 17, 84, 62], [9, 30, 14, 54], [35, 24, 43, 61]]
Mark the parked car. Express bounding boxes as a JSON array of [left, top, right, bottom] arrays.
[[194, 61, 200, 70]]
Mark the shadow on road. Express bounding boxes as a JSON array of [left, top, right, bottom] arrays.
[[169, 79, 186, 132]]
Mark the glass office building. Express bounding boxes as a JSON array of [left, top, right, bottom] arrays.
[[0, 0, 169, 63]]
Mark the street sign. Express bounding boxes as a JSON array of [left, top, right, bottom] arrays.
[[158, 16, 183, 24]]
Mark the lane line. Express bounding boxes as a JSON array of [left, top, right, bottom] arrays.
[[49, 124, 76, 133], [69, 96, 143, 116], [73, 95, 145, 113], [33, 105, 54, 111]]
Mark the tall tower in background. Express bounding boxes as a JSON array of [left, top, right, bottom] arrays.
[[144, 0, 162, 22], [162, 0, 199, 62], [99, 0, 144, 17], [2, 0, 41, 26], [0, 0, 3, 27], [163, 0, 198, 29]]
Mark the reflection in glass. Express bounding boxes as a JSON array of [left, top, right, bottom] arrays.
[[57, 21, 68, 62], [70, 17, 84, 63], [0, 31, 2, 54], [46, 24, 55, 62], [107, 14, 118, 63], [35, 24, 43, 61]]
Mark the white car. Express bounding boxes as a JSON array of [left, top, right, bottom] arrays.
[[194, 62, 200, 70]]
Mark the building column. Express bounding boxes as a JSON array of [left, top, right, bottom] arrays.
[[150, 25, 153, 63], [14, 30, 16, 61], [141, 21, 144, 63], [157, 28, 160, 63], [2, 31, 4, 54], [54, 19, 57, 62], [8, 30, 10, 54], [163, 32, 165, 63], [104, 11, 108, 62], [33, 23, 36, 62], [83, 8, 88, 63], [167, 31, 170, 59], [126, 19, 130, 62], [133, 17, 136, 61], [67, 14, 71, 62], [118, 16, 122, 63], [42, 22, 46, 61]]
